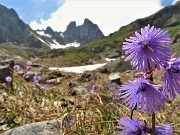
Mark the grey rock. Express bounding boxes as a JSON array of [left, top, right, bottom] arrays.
[[107, 51, 121, 59], [2, 114, 76, 135], [2, 120, 61, 135], [0, 59, 14, 83], [108, 73, 122, 85], [105, 58, 131, 73], [70, 86, 87, 96]]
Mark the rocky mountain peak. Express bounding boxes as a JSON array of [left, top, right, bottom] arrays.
[[63, 18, 104, 44], [83, 18, 93, 25], [66, 21, 76, 30], [44, 26, 54, 35], [0, 4, 42, 48]]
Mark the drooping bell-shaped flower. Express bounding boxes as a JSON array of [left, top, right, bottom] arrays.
[[117, 117, 145, 135], [146, 124, 173, 135], [119, 78, 166, 113], [123, 24, 172, 72], [161, 57, 180, 98]]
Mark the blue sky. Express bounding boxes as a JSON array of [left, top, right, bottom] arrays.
[[0, 0, 178, 35], [0, 0, 65, 23]]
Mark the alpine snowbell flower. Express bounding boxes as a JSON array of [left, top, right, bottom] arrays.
[[13, 65, 20, 71], [123, 24, 172, 72], [5, 76, 12, 83], [33, 74, 41, 83], [117, 117, 145, 135], [161, 58, 180, 98], [146, 124, 173, 135], [119, 78, 165, 113]]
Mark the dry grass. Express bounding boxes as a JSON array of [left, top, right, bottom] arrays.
[[0, 69, 180, 134]]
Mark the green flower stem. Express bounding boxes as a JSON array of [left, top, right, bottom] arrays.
[[152, 113, 156, 135]]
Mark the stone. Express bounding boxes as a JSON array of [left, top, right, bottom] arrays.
[[2, 114, 75, 135], [0, 59, 14, 83], [108, 73, 122, 85], [105, 58, 131, 73], [47, 70, 63, 79], [70, 86, 87, 96]]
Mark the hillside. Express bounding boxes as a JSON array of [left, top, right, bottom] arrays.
[[39, 2, 180, 66], [77, 1, 180, 56]]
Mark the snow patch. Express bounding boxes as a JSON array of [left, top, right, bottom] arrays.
[[105, 58, 116, 62], [49, 63, 106, 73], [60, 33, 64, 38], [36, 31, 52, 38], [50, 40, 80, 49]]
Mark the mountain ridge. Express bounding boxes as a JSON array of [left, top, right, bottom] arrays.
[[0, 4, 104, 49]]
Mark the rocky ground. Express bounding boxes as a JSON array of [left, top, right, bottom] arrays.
[[0, 58, 179, 135]]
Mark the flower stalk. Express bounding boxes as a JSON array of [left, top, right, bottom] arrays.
[[152, 113, 156, 135]]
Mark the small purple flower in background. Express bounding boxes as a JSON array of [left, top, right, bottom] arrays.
[[33, 74, 41, 83], [108, 82, 120, 91], [24, 75, 29, 80], [45, 80, 49, 86], [91, 85, 96, 93], [123, 24, 172, 72], [146, 124, 173, 135], [89, 75, 94, 80], [5, 76, 12, 83], [32, 87, 36, 91], [161, 58, 180, 98], [69, 80, 75, 87], [85, 83, 89, 90], [24, 64, 29, 70], [117, 117, 145, 135], [19, 70, 24, 75], [86, 75, 94, 82], [40, 86, 44, 90], [13, 65, 20, 71], [119, 78, 166, 113], [86, 78, 89, 82]]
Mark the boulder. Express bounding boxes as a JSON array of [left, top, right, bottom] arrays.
[[108, 73, 122, 85], [70, 86, 87, 96], [0, 59, 14, 83], [2, 114, 75, 135], [105, 58, 131, 73]]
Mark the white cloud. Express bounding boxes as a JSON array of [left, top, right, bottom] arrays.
[[172, 0, 179, 4], [30, 0, 163, 36]]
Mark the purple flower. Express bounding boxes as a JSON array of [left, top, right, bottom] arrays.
[[13, 65, 20, 71], [45, 80, 49, 86], [89, 75, 94, 80], [85, 83, 89, 90], [86, 78, 89, 82], [24, 64, 29, 70], [119, 78, 165, 113], [123, 24, 172, 72], [33, 74, 41, 83], [117, 117, 145, 135], [146, 124, 173, 135], [108, 82, 120, 90], [24, 75, 29, 79], [40, 86, 44, 90], [5, 76, 12, 83], [161, 58, 180, 98], [69, 80, 75, 87], [18, 70, 24, 75], [32, 87, 36, 91], [91, 85, 96, 93]]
